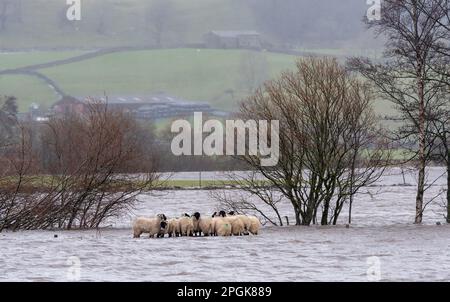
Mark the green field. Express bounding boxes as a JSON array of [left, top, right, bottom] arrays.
[[0, 51, 86, 71], [0, 47, 395, 115], [0, 49, 297, 111], [0, 74, 59, 112]]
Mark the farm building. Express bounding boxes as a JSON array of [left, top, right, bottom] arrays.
[[203, 31, 262, 49], [49, 94, 216, 120], [51, 96, 86, 116]]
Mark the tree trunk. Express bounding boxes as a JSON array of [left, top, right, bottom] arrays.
[[321, 199, 330, 225], [415, 63, 426, 224], [294, 206, 301, 226], [348, 149, 357, 225], [447, 150, 450, 224], [348, 197, 353, 225]]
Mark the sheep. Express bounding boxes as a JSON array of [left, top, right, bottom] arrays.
[[248, 215, 261, 235], [212, 211, 232, 237], [132, 214, 167, 238], [166, 218, 180, 237], [227, 215, 246, 236], [157, 220, 168, 238], [178, 213, 194, 237], [192, 212, 213, 236], [228, 211, 251, 235]]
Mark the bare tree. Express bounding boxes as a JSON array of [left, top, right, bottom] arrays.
[[416, 0, 450, 222], [348, 0, 449, 223], [0, 100, 160, 231], [216, 58, 389, 226]]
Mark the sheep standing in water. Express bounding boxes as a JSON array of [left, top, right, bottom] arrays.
[[212, 211, 232, 237], [227, 215, 246, 236], [178, 213, 194, 237], [228, 211, 251, 235], [132, 214, 167, 238], [248, 215, 261, 235], [192, 212, 213, 236], [166, 218, 180, 237], [157, 221, 168, 238]]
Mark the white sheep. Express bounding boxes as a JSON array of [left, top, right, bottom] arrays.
[[228, 211, 251, 235], [212, 211, 232, 236], [132, 214, 167, 238], [192, 212, 213, 236], [248, 215, 261, 235], [166, 218, 180, 237], [178, 213, 194, 237]]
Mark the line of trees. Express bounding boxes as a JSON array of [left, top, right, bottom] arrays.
[[0, 99, 159, 231]]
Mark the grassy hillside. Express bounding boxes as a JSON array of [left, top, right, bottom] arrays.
[[28, 49, 296, 110], [0, 48, 395, 114], [0, 74, 58, 112]]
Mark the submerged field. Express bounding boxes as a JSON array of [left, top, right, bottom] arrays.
[[1, 168, 448, 282]]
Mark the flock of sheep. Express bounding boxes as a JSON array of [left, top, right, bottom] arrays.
[[132, 211, 261, 238]]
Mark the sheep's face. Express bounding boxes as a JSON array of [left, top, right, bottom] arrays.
[[193, 212, 201, 220], [219, 211, 226, 217], [160, 221, 168, 230], [212, 212, 217, 217], [157, 214, 167, 221], [228, 211, 235, 216]]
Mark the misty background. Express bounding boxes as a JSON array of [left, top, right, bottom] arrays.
[[0, 0, 381, 50]]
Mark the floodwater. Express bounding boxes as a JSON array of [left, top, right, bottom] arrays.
[[1, 167, 448, 282]]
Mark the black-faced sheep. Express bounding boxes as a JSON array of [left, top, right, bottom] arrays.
[[192, 212, 213, 236], [132, 214, 167, 238], [212, 211, 232, 236], [157, 221, 168, 238]]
